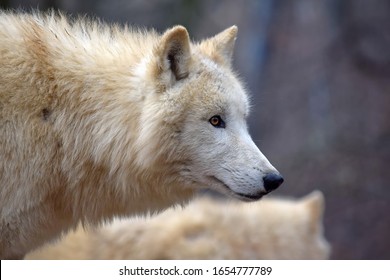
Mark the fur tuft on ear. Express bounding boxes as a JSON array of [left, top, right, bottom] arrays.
[[199, 25, 238, 66], [155, 25, 191, 84], [301, 191, 325, 232]]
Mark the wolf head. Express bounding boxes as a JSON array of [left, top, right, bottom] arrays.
[[135, 26, 283, 201]]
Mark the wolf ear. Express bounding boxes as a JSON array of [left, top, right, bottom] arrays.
[[154, 25, 191, 85], [302, 191, 325, 232], [200, 25, 238, 67]]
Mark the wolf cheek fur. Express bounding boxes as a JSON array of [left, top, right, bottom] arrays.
[[0, 12, 282, 259]]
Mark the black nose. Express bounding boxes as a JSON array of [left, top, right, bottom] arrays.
[[263, 173, 284, 193]]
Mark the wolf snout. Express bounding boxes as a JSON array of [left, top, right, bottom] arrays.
[[263, 173, 284, 193]]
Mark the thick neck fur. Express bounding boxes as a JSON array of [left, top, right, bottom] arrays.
[[0, 12, 195, 257]]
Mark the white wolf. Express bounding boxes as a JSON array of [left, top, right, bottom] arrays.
[[0, 11, 283, 259], [27, 191, 330, 260]]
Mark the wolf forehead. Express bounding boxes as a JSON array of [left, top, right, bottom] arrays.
[[189, 73, 247, 105], [161, 60, 251, 121]]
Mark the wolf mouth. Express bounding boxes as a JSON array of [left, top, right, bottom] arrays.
[[209, 176, 265, 202]]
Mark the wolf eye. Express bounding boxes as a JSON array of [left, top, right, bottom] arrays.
[[209, 115, 226, 128]]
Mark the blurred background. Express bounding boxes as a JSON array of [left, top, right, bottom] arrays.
[[1, 0, 389, 259]]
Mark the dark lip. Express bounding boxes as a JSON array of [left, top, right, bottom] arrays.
[[209, 176, 266, 202], [234, 192, 265, 202]]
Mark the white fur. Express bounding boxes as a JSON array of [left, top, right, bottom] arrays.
[[0, 11, 281, 259], [26, 191, 330, 260]]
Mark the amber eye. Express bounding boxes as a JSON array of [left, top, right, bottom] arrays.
[[209, 115, 226, 128]]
